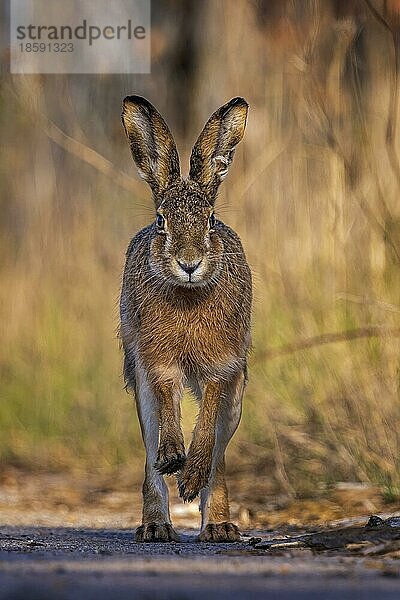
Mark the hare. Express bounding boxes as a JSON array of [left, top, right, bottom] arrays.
[[120, 95, 252, 542]]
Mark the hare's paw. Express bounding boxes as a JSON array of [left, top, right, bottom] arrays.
[[155, 440, 186, 475], [135, 522, 180, 542], [198, 522, 241, 542], [177, 459, 210, 502]]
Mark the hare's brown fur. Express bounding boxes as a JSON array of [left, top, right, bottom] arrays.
[[120, 96, 251, 542]]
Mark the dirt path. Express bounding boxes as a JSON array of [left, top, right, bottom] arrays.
[[1, 525, 400, 599], [0, 471, 399, 598]]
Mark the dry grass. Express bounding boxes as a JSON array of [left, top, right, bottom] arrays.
[[1, 1, 399, 499]]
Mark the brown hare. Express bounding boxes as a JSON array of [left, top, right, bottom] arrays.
[[120, 96, 252, 542]]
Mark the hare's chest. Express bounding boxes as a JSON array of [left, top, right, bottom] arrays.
[[139, 301, 243, 376]]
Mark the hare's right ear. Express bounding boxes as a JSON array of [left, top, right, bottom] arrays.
[[189, 97, 248, 200], [122, 96, 180, 202]]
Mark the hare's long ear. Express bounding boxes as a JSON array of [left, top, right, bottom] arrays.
[[122, 96, 180, 204], [189, 97, 248, 200]]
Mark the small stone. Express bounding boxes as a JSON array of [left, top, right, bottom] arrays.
[[366, 516, 386, 528]]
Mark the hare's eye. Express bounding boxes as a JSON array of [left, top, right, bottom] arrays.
[[156, 214, 165, 230], [209, 212, 216, 229]]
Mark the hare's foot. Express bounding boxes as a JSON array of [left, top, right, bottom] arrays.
[[135, 522, 180, 542], [198, 522, 241, 542], [177, 455, 211, 502], [155, 440, 186, 475]]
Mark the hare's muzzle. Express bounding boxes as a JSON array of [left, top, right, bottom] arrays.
[[177, 260, 202, 275], [174, 257, 205, 283]]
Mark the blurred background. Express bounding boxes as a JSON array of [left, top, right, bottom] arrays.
[[1, 0, 400, 509]]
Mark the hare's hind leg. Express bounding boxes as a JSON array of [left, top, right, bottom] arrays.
[[198, 369, 246, 542], [134, 363, 179, 542]]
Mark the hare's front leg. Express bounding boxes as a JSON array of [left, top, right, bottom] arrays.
[[134, 366, 180, 542], [177, 380, 221, 503], [154, 381, 186, 475], [198, 370, 246, 542]]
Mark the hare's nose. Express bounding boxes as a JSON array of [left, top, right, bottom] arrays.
[[177, 260, 202, 275]]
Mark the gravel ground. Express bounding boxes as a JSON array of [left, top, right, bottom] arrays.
[[1, 525, 400, 599]]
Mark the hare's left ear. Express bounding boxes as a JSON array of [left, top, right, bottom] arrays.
[[189, 97, 248, 200]]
